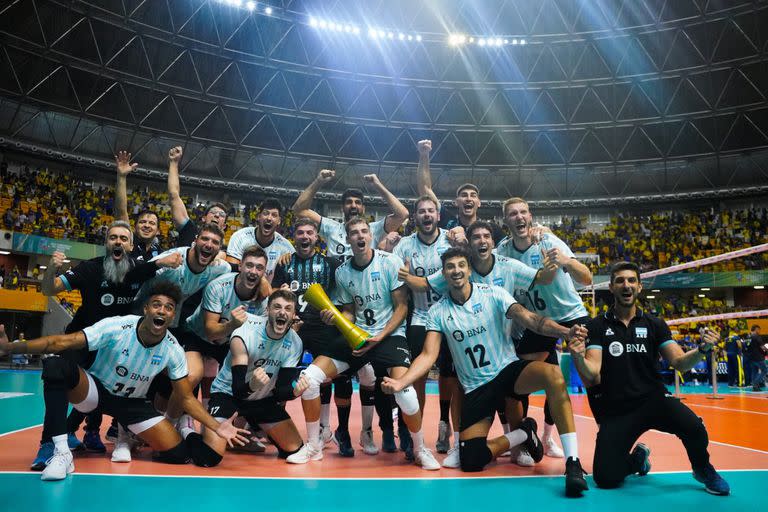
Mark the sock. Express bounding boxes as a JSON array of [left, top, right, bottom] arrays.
[[502, 422, 511, 434], [52, 434, 69, 453], [337, 405, 351, 432], [560, 432, 578, 460], [411, 430, 424, 451], [320, 403, 331, 427], [504, 429, 526, 448], [521, 395, 529, 417], [454, 432, 460, 446], [306, 420, 320, 445], [439, 400, 450, 423], [543, 423, 554, 441], [362, 406, 374, 431], [179, 417, 195, 439]]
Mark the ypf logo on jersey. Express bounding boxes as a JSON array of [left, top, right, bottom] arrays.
[[101, 293, 115, 306], [608, 341, 624, 357], [115, 365, 128, 377]]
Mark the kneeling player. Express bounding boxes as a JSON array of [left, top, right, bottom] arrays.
[[382, 248, 589, 497], [0, 282, 249, 481], [202, 290, 311, 463]]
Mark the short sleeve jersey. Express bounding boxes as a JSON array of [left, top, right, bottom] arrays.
[[184, 272, 267, 343], [335, 250, 406, 338], [82, 315, 187, 398], [225, 227, 295, 283], [426, 284, 518, 392], [211, 314, 304, 401], [585, 308, 674, 416], [271, 253, 341, 328], [319, 217, 386, 259], [135, 247, 231, 327], [393, 229, 452, 326], [496, 233, 588, 322]]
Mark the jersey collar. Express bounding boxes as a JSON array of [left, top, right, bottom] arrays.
[[351, 249, 376, 271], [604, 306, 644, 323]]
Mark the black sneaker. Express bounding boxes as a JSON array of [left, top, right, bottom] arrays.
[[631, 443, 651, 476], [518, 417, 544, 463], [693, 464, 730, 496], [381, 429, 397, 453], [333, 429, 355, 457], [564, 457, 589, 497], [398, 423, 414, 461]]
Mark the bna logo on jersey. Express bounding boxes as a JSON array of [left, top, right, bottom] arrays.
[[609, 341, 624, 357], [472, 303, 483, 314], [290, 280, 300, 292], [101, 293, 115, 306], [336, 243, 346, 254]]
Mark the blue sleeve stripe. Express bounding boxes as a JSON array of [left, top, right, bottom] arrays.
[[59, 274, 72, 291], [586, 345, 602, 350], [659, 340, 676, 349]]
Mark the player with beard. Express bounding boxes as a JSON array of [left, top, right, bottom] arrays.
[[0, 282, 250, 481], [292, 170, 409, 259], [114, 151, 162, 262], [30, 221, 182, 471], [392, 196, 452, 452], [382, 248, 589, 497], [570, 262, 729, 495], [399, 220, 558, 468], [292, 217, 441, 470], [202, 290, 309, 463], [270, 219, 358, 455], [226, 198, 294, 284], [166, 145, 230, 248], [496, 197, 593, 463]]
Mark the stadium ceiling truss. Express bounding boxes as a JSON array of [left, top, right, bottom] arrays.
[[1, 0, 768, 206]]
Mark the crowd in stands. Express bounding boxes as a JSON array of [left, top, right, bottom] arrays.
[[1, 162, 766, 274]]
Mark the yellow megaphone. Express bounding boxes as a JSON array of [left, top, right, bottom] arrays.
[[304, 283, 369, 350]]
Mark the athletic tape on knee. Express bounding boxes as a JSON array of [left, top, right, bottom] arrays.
[[333, 376, 353, 399], [300, 364, 326, 400], [357, 364, 376, 388], [394, 385, 420, 416], [459, 437, 493, 472]]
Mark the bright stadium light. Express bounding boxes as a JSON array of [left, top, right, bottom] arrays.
[[416, 34, 422, 41], [407, 34, 413, 40], [512, 39, 518, 45], [246, 1, 256, 11], [345, 25, 353, 33], [264, 6, 273, 15], [387, 32, 394, 39], [478, 38, 486, 46], [318, 19, 327, 29], [353, 26, 360, 34], [646, 295, 656, 299], [755, 285, 765, 289], [309, 16, 317, 26], [378, 29, 385, 38], [494, 38, 503, 46], [398, 33, 405, 40], [519, 39, 526, 45]]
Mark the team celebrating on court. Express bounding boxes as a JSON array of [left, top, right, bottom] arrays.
[[0, 140, 730, 497]]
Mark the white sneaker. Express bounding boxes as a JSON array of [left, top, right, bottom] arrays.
[[111, 425, 134, 463], [512, 446, 535, 467], [414, 446, 441, 471], [41, 449, 74, 481], [436, 420, 451, 453], [359, 429, 379, 455], [320, 425, 333, 445], [286, 442, 323, 464], [442, 445, 460, 468], [544, 436, 564, 458]]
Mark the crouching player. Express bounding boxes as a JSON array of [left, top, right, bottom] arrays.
[[0, 282, 249, 481], [201, 290, 312, 463]]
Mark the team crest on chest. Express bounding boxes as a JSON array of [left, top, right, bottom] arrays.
[[472, 303, 483, 314], [635, 327, 648, 339], [371, 271, 381, 281]]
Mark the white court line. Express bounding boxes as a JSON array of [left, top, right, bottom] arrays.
[[0, 468, 764, 481], [0, 424, 42, 438], [534, 406, 768, 456], [684, 403, 768, 416]]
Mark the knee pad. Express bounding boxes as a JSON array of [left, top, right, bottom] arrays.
[[319, 382, 333, 403], [360, 387, 375, 406], [41, 357, 80, 390], [459, 437, 493, 472], [333, 375, 353, 399], [186, 432, 223, 468], [394, 385, 419, 416], [357, 364, 375, 387], [154, 441, 191, 465], [300, 364, 327, 401]]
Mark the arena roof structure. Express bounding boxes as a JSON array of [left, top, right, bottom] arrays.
[[1, 0, 768, 206]]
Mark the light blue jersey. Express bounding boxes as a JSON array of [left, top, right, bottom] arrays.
[[226, 227, 295, 283], [426, 284, 518, 392], [184, 273, 267, 344], [335, 250, 406, 337], [319, 217, 386, 259], [135, 247, 230, 327], [211, 314, 303, 401], [496, 234, 588, 322], [82, 315, 187, 398], [393, 229, 452, 326]]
